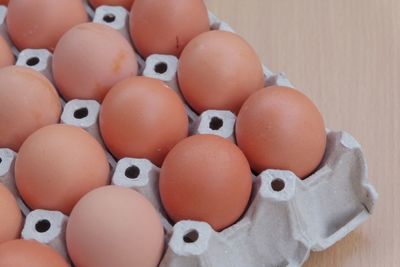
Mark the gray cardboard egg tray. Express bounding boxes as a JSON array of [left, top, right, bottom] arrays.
[[0, 3, 378, 267]]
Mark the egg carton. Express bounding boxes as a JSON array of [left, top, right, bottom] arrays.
[[0, 3, 377, 267]]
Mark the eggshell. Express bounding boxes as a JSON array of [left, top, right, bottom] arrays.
[[159, 134, 252, 231], [53, 23, 138, 102], [178, 30, 264, 114], [15, 124, 110, 215], [0, 184, 22, 244], [100, 76, 188, 166], [0, 66, 61, 151], [130, 0, 209, 57], [0, 36, 14, 68], [236, 86, 327, 179], [6, 0, 88, 51], [0, 240, 68, 267], [89, 0, 134, 10], [66, 186, 164, 267]]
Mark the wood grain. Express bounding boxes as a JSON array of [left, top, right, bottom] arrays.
[[206, 0, 399, 266]]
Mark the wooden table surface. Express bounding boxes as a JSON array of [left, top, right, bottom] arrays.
[[206, 0, 399, 266]]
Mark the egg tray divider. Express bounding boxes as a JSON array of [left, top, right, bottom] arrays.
[[0, 3, 378, 267]]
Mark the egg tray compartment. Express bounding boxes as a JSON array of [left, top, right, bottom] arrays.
[[0, 3, 378, 267]]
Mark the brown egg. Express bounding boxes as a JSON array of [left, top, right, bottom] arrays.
[[0, 184, 22, 244], [178, 30, 264, 114], [0, 66, 61, 151], [0, 36, 14, 68], [6, 0, 88, 51], [15, 124, 110, 215], [0, 240, 68, 267], [0, 0, 9, 5], [89, 0, 134, 10], [236, 86, 327, 179], [67, 186, 164, 267], [130, 0, 209, 57], [159, 134, 252, 231], [100, 76, 188, 166], [53, 23, 138, 102]]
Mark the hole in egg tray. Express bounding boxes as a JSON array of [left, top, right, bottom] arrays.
[[73, 107, 89, 119], [209, 116, 224, 131], [183, 230, 199, 243], [125, 165, 140, 179], [154, 62, 168, 74], [26, 57, 40, 66], [271, 178, 285, 192], [35, 219, 51, 233], [103, 13, 116, 23]]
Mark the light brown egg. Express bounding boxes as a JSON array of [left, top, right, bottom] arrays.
[[67, 186, 164, 267], [236, 86, 327, 179], [0, 184, 22, 244], [130, 0, 209, 57], [159, 134, 252, 231], [0, 36, 14, 68], [178, 30, 264, 114], [6, 0, 88, 51], [15, 124, 110, 215], [100, 76, 188, 166], [53, 23, 138, 102], [0, 240, 68, 267], [0, 66, 61, 151], [89, 0, 134, 10]]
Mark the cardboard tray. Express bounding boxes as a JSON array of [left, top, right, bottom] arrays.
[[0, 3, 378, 267]]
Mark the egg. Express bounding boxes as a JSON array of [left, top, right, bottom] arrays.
[[236, 86, 327, 179], [0, 240, 68, 267], [53, 23, 138, 102], [0, 66, 61, 151], [130, 0, 209, 57], [89, 0, 134, 10], [178, 30, 264, 114], [0, 0, 9, 5], [67, 186, 164, 267], [100, 76, 188, 166], [0, 36, 14, 68], [0, 184, 22, 244], [6, 0, 88, 51], [159, 134, 252, 231], [15, 124, 110, 215]]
